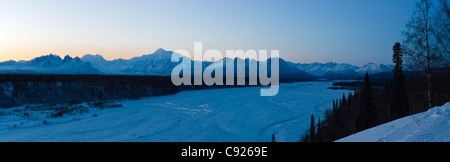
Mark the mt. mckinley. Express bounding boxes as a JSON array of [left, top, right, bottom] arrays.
[[0, 48, 394, 80]]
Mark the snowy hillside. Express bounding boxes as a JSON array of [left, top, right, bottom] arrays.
[[337, 102, 450, 142]]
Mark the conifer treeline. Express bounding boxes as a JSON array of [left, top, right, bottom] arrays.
[[302, 42, 450, 142], [303, 73, 379, 142], [303, 71, 449, 142]]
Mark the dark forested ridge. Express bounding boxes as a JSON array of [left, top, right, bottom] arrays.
[[0, 74, 181, 108], [0, 74, 174, 86], [0, 74, 312, 108]]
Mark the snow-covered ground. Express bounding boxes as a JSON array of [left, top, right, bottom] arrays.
[[0, 81, 350, 142], [338, 102, 450, 142]]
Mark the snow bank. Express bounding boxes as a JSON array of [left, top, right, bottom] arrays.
[[337, 102, 450, 142]]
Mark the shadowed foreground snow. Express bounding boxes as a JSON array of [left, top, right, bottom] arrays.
[[338, 102, 450, 142], [0, 81, 350, 142]]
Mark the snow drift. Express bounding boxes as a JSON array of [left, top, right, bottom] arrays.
[[337, 102, 450, 142]]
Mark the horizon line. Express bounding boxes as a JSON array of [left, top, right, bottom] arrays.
[[0, 48, 393, 66]]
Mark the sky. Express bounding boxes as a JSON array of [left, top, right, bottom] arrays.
[[0, 0, 417, 66]]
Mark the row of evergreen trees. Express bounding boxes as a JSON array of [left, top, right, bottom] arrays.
[[302, 42, 413, 142], [300, 0, 450, 142]]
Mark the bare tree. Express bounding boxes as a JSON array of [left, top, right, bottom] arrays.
[[403, 0, 449, 109], [434, 0, 450, 66]]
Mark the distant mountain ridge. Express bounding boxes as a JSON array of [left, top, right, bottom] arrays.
[[296, 62, 360, 79], [295, 62, 394, 79], [0, 54, 100, 74], [0, 48, 395, 79]]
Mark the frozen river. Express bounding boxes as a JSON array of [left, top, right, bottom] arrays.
[[0, 81, 351, 142]]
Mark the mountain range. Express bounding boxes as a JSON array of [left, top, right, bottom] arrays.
[[0, 48, 394, 80]]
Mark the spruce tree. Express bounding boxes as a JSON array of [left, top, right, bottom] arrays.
[[347, 93, 353, 107], [310, 114, 315, 142], [316, 118, 322, 142], [342, 94, 347, 108], [390, 42, 410, 120], [356, 73, 378, 131], [333, 100, 336, 113]]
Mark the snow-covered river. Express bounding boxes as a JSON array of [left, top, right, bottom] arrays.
[[0, 81, 351, 142]]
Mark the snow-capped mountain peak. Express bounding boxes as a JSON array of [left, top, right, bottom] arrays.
[[296, 62, 360, 77], [0, 54, 100, 74], [153, 48, 170, 55], [81, 54, 107, 64], [356, 62, 394, 74], [29, 54, 64, 67], [0, 49, 395, 78]]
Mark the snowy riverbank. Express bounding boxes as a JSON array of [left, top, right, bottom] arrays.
[[0, 81, 350, 142]]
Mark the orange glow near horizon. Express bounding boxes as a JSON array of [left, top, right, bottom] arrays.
[[0, 0, 416, 66], [0, 47, 166, 62]]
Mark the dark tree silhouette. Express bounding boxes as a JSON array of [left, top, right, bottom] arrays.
[[310, 114, 315, 142], [390, 42, 410, 120], [356, 73, 377, 132]]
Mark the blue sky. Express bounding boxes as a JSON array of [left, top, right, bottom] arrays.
[[0, 0, 416, 66]]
